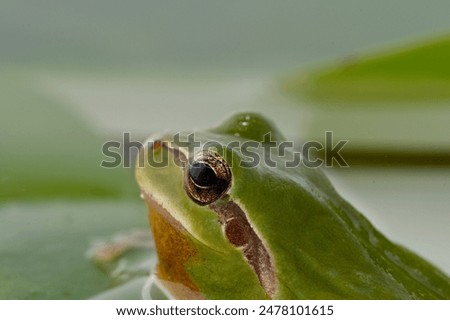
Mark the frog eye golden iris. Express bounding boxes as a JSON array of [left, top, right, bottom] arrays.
[[184, 151, 231, 205]]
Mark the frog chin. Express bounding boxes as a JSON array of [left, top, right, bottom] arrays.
[[149, 273, 205, 300]]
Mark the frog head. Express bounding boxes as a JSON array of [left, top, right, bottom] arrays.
[[136, 112, 450, 299]]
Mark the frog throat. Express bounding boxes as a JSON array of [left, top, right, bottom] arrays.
[[146, 193, 205, 299]]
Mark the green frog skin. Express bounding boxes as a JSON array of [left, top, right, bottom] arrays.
[[135, 112, 450, 299]]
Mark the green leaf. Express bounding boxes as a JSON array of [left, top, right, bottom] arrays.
[[284, 35, 450, 103], [0, 69, 151, 299], [0, 199, 148, 299], [0, 70, 136, 200]]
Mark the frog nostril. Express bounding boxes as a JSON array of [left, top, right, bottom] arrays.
[[147, 140, 188, 167], [151, 140, 162, 151]]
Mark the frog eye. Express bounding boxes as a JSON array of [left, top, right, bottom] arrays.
[[184, 151, 231, 205]]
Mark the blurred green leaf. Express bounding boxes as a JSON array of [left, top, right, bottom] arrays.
[[284, 35, 450, 103], [0, 70, 136, 200], [0, 68, 148, 298], [0, 200, 147, 299]]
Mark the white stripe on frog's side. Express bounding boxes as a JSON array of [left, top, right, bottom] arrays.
[[233, 198, 279, 297]]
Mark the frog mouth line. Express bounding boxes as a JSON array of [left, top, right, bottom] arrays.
[[158, 140, 277, 298]]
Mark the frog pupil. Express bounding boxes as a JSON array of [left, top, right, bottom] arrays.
[[184, 151, 231, 205], [189, 162, 218, 187]]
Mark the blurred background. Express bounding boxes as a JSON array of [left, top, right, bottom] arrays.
[[1, 0, 449, 299]]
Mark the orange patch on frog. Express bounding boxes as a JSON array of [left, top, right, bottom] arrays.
[[147, 196, 204, 299]]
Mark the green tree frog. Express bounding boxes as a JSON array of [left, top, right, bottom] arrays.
[[135, 112, 450, 299]]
